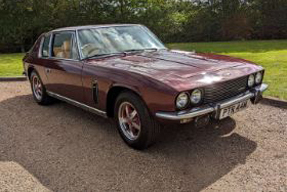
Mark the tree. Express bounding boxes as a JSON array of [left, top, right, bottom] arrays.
[[252, 0, 287, 39], [0, 0, 286, 52]]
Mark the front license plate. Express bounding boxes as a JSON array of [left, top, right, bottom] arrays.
[[219, 100, 249, 119]]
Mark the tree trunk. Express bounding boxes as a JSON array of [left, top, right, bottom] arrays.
[[21, 44, 25, 53], [119, 0, 125, 21]]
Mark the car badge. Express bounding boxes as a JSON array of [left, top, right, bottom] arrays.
[[198, 73, 222, 84]]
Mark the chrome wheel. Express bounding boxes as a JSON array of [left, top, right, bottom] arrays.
[[118, 102, 141, 141], [32, 75, 43, 100]]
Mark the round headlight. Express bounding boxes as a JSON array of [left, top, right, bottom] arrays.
[[176, 92, 189, 109], [248, 74, 255, 87], [190, 89, 202, 104], [255, 72, 262, 84]]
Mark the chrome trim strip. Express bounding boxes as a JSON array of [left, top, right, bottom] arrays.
[[156, 83, 268, 121], [52, 24, 141, 33], [47, 91, 107, 118], [156, 106, 215, 120]]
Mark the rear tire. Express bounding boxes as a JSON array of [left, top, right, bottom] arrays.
[[114, 91, 161, 150], [30, 71, 54, 105]]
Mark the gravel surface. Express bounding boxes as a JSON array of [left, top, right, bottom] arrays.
[[0, 81, 286, 192]]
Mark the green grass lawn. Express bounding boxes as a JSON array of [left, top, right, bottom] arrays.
[[0, 40, 286, 99], [0, 53, 24, 77], [168, 40, 287, 100]]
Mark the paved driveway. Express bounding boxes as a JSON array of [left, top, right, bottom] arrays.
[[0, 82, 286, 192]]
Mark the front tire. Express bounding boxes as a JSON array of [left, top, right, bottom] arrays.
[[115, 91, 161, 150], [30, 71, 54, 105]]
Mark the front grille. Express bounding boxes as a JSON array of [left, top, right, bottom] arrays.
[[203, 76, 248, 104]]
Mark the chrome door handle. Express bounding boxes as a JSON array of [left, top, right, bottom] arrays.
[[45, 68, 51, 73]]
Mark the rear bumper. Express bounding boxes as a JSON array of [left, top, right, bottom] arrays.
[[155, 83, 268, 121]]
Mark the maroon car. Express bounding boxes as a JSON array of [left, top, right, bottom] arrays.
[[23, 24, 268, 149]]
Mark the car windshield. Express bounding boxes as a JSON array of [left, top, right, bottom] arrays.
[[78, 25, 166, 59]]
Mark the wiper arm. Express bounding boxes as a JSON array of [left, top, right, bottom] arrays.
[[85, 52, 125, 60], [124, 48, 159, 53], [143, 48, 159, 51], [84, 48, 162, 59], [123, 49, 144, 53]]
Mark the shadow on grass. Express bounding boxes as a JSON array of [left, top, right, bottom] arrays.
[[0, 94, 257, 192]]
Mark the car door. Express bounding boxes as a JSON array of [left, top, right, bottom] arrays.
[[44, 31, 84, 102], [32, 33, 52, 86]]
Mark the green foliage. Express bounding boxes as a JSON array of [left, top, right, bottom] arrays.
[[0, 0, 286, 52]]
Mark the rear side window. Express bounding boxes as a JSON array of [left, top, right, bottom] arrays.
[[52, 32, 79, 60], [41, 35, 51, 57]]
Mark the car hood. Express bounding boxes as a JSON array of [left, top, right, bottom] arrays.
[[86, 50, 262, 91]]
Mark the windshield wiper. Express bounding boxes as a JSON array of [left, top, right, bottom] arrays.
[[124, 48, 159, 53], [85, 52, 125, 60], [84, 48, 161, 59]]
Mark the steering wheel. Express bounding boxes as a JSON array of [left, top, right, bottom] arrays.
[[81, 43, 102, 57]]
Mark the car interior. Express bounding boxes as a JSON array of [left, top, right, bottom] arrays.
[[52, 33, 78, 60], [53, 41, 71, 58]]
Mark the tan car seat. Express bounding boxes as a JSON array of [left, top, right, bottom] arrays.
[[62, 41, 71, 58], [53, 47, 62, 57], [56, 41, 71, 59]]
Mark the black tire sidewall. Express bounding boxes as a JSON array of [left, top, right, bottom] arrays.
[[114, 92, 154, 149], [30, 71, 46, 103]]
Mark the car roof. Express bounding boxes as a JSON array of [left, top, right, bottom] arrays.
[[51, 24, 141, 32]]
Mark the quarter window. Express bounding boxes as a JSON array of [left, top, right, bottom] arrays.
[[52, 32, 78, 60], [41, 35, 50, 57]]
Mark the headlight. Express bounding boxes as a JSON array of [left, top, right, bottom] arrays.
[[255, 72, 262, 84], [248, 74, 255, 87], [176, 92, 189, 109], [190, 89, 202, 104]]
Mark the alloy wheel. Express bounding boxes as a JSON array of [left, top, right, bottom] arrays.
[[32, 75, 43, 100], [118, 102, 141, 141]]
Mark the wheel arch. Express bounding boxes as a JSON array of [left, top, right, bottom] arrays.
[[106, 85, 144, 118], [27, 65, 35, 79]]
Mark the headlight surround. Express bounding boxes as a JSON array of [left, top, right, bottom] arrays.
[[248, 74, 255, 87], [176, 92, 189, 109], [255, 72, 263, 84], [190, 89, 202, 104]]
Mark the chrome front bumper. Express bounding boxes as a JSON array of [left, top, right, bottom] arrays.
[[155, 83, 268, 121]]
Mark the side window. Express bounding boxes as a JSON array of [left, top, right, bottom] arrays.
[[41, 35, 50, 57], [52, 32, 79, 60]]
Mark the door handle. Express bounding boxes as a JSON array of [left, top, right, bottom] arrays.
[[45, 68, 51, 73]]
